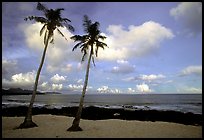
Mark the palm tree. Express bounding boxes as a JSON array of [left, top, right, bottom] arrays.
[[67, 15, 108, 131], [18, 2, 74, 129]]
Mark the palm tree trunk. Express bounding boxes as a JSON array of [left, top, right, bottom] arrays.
[[67, 47, 92, 131], [17, 32, 50, 129]]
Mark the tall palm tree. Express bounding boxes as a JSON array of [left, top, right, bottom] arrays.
[[18, 2, 74, 129], [67, 15, 108, 131]]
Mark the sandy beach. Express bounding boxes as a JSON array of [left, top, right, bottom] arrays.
[[2, 114, 202, 138]]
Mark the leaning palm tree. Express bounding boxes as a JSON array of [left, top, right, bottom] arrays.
[[67, 15, 108, 131], [18, 2, 74, 129]]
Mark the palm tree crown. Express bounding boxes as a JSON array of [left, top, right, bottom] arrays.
[[71, 15, 107, 66], [25, 2, 74, 45]]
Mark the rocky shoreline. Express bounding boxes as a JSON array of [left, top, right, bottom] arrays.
[[2, 106, 202, 126]]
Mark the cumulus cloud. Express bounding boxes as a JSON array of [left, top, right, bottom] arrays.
[[139, 74, 166, 82], [39, 82, 65, 91], [170, 2, 202, 36], [122, 76, 136, 82], [39, 82, 50, 91], [77, 79, 83, 84], [52, 84, 63, 91], [136, 83, 152, 93], [2, 71, 36, 89], [97, 86, 121, 93], [180, 65, 202, 76], [98, 21, 174, 60], [111, 66, 134, 74], [61, 64, 73, 73], [68, 84, 83, 91], [184, 87, 202, 93], [50, 74, 67, 83], [177, 86, 202, 93], [127, 88, 136, 93], [18, 23, 82, 73], [110, 59, 135, 74], [123, 74, 165, 82], [2, 59, 18, 79], [97, 86, 108, 93], [20, 20, 174, 65]]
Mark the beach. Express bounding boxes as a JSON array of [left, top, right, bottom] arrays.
[[2, 114, 202, 138]]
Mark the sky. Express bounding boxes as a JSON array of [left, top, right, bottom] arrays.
[[2, 2, 202, 94]]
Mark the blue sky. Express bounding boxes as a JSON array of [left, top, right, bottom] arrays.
[[2, 2, 202, 94]]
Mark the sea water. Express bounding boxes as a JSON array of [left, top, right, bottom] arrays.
[[2, 93, 202, 114]]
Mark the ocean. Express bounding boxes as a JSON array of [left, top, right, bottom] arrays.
[[2, 94, 202, 115]]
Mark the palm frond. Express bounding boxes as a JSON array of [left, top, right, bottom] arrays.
[[61, 18, 71, 23], [72, 42, 83, 51], [24, 16, 47, 24], [92, 56, 96, 67], [40, 24, 47, 36], [96, 41, 108, 48], [71, 16, 107, 63], [56, 28, 68, 41], [53, 8, 65, 20], [70, 35, 83, 42], [56, 8, 65, 12], [50, 35, 54, 44], [94, 22, 100, 28], [95, 41, 108, 57], [63, 23, 75, 32], [95, 46, 99, 57], [83, 15, 92, 33], [37, 2, 48, 13], [81, 49, 87, 62], [98, 35, 106, 40]]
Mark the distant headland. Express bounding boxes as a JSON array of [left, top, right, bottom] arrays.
[[2, 88, 61, 95]]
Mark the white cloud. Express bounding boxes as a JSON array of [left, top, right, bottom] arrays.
[[116, 59, 128, 64], [61, 64, 73, 73], [177, 86, 202, 93], [46, 65, 59, 73], [68, 84, 83, 91], [136, 83, 152, 93], [123, 74, 165, 82], [2, 59, 18, 78], [77, 62, 87, 71], [50, 74, 66, 83], [97, 86, 121, 93], [139, 74, 166, 82], [20, 20, 174, 65], [39, 82, 50, 91], [97, 86, 109, 93], [180, 65, 202, 76], [110, 59, 135, 74], [19, 23, 82, 73], [127, 88, 136, 93], [170, 2, 202, 36], [184, 87, 202, 93], [52, 84, 63, 90], [122, 76, 136, 82], [68, 84, 92, 92], [2, 71, 36, 89], [77, 79, 83, 84], [98, 21, 174, 60]]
